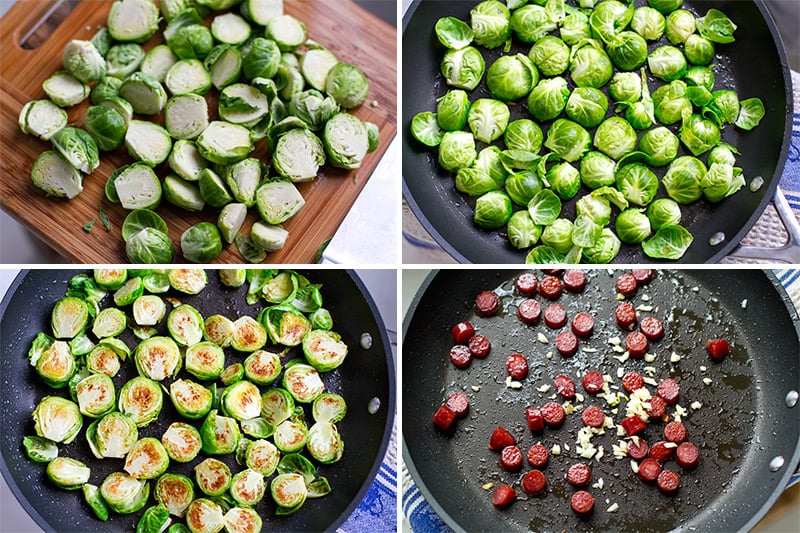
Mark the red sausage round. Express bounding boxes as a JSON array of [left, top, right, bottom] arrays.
[[432, 404, 455, 432], [637, 458, 662, 483], [582, 371, 604, 394], [582, 406, 605, 428], [522, 470, 547, 496], [631, 269, 654, 284], [676, 442, 700, 469], [541, 268, 564, 276], [649, 441, 676, 462], [621, 415, 646, 436], [556, 331, 579, 356], [615, 303, 637, 330], [571, 312, 594, 337], [538, 276, 563, 300], [622, 372, 644, 393], [475, 290, 499, 316], [500, 445, 523, 472], [527, 443, 549, 468], [526, 407, 544, 432], [489, 426, 516, 451], [706, 338, 730, 362], [445, 392, 469, 418], [625, 331, 649, 358], [544, 304, 567, 329], [554, 374, 576, 399], [492, 484, 517, 507], [449, 345, 472, 369], [451, 321, 475, 344], [657, 378, 680, 405], [647, 396, 667, 419], [517, 299, 542, 324], [616, 273, 638, 297], [506, 353, 529, 380], [563, 270, 587, 292], [627, 437, 650, 460], [664, 421, 687, 444], [657, 469, 681, 494], [640, 316, 664, 340], [515, 273, 538, 295], [571, 490, 594, 515], [541, 402, 566, 428], [567, 463, 591, 487], [468, 335, 491, 358]]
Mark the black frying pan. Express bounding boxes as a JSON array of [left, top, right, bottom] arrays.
[[402, 0, 794, 263], [0, 269, 395, 532], [403, 269, 800, 531]]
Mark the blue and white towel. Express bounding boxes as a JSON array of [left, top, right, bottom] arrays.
[[780, 72, 800, 213]]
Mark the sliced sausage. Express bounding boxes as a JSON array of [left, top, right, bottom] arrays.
[[433, 404, 455, 432], [706, 338, 730, 362], [563, 270, 587, 292], [616, 273, 638, 297], [541, 402, 566, 428], [555, 331, 579, 356], [492, 484, 517, 507], [625, 331, 648, 358], [445, 392, 469, 418], [567, 463, 591, 487], [582, 371, 604, 394], [570, 490, 594, 515], [449, 345, 472, 369], [527, 443, 549, 468], [506, 353, 529, 380], [526, 407, 545, 432], [515, 273, 538, 295], [475, 290, 499, 316], [615, 302, 637, 330], [582, 406, 605, 428], [657, 378, 680, 405], [489, 426, 516, 450], [517, 299, 541, 324], [649, 441, 677, 462], [544, 304, 567, 329], [451, 321, 475, 344], [664, 421, 687, 444], [640, 316, 664, 340], [631, 269, 654, 284], [646, 396, 667, 419], [637, 458, 662, 483], [538, 276, 563, 300], [627, 437, 650, 460], [657, 469, 681, 494], [622, 371, 644, 393], [554, 374, 576, 399], [500, 445, 523, 472], [620, 415, 646, 436], [571, 312, 594, 337], [541, 268, 564, 276], [522, 470, 547, 496], [676, 442, 699, 469], [468, 335, 491, 358]]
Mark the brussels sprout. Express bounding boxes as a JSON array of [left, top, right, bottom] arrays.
[[19, 100, 68, 141], [62, 39, 106, 84], [708, 144, 739, 167], [32, 396, 81, 444], [86, 411, 137, 459], [164, 94, 209, 142], [545, 119, 592, 165], [107, 0, 159, 42], [570, 42, 613, 88], [663, 8, 694, 44], [434, 16, 474, 49], [470, 190, 511, 230], [200, 410, 241, 455], [47, 456, 90, 490], [589, 0, 633, 42], [138, 45, 178, 84], [137, 504, 172, 533], [679, 113, 720, 156], [242, 439, 280, 478], [237, 350, 281, 386], [182, 343, 225, 382], [286, 90, 338, 132], [126, 228, 174, 264], [322, 62, 368, 110], [704, 89, 740, 126], [700, 162, 744, 202], [270, 471, 307, 513], [696, 8, 737, 44], [576, 151, 613, 189], [261, 306, 309, 347], [223, 507, 262, 533], [307, 393, 348, 426], [100, 96, 134, 127], [647, 45, 687, 82], [503, 120, 542, 154], [437, 131, 477, 173], [196, 121, 254, 165], [165, 173, 206, 213], [204, 45, 243, 91], [105, 43, 146, 79], [134, 336, 181, 382], [112, 279, 143, 308], [560, 11, 591, 45], [99, 472, 150, 515], [83, 105, 126, 152], [180, 223, 223, 263], [648, 0, 683, 15], [90, 25, 112, 57], [305, 422, 343, 465], [735, 98, 765, 131], [565, 87, 608, 129], [280, 362, 325, 404], [185, 498, 224, 533], [639, 126, 679, 167], [440, 46, 485, 91], [51, 127, 100, 175], [606, 31, 648, 71], [165, 305, 203, 348], [527, 76, 569, 122], [583, 228, 621, 263], [526, 36, 568, 78], [90, 308, 125, 340], [631, 6, 665, 40], [546, 161, 580, 200], [124, 437, 170, 480], [28, 331, 55, 368], [158, 422, 202, 469], [83, 483, 109, 521], [29, 150, 83, 199], [570, 214, 602, 249], [524, 245, 564, 264], [35, 339, 76, 389], [298, 47, 338, 92], [220, 381, 261, 421], [85, 344, 120, 377], [308, 309, 332, 332], [132, 295, 164, 328], [166, 21, 214, 60], [593, 117, 636, 160], [501, 171, 539, 207], [118, 376, 162, 428], [643, 225, 693, 259], [465, 99, 509, 144], [228, 469, 266, 507], [224, 316, 265, 354], [22, 435, 59, 463], [321, 113, 368, 170], [684, 34, 715, 65], [484, 54, 535, 102], [527, 189, 561, 226], [651, 80, 690, 125], [91, 76, 124, 105], [250, 222, 288, 252], [469, 0, 511, 48], [196, 168, 232, 209], [615, 208, 652, 244], [540, 218, 574, 254], [274, 419, 309, 453], [216, 271, 245, 290], [300, 329, 347, 373], [684, 65, 715, 90], [473, 146, 508, 186], [43, 70, 90, 108], [647, 198, 682, 230], [270, 128, 325, 180], [262, 271, 295, 303], [217, 83, 268, 126], [74, 373, 115, 418], [616, 163, 659, 206], [504, 210, 540, 249], [155, 473, 195, 518], [509, 4, 555, 42], [166, 380, 212, 424], [410, 112, 444, 147], [51, 296, 90, 340]]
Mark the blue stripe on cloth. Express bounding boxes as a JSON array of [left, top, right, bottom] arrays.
[[780, 114, 800, 194]]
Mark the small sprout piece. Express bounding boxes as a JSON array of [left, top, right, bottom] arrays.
[[243, 350, 282, 385], [271, 472, 307, 511], [231, 316, 267, 352], [197, 121, 254, 165], [261, 388, 295, 426], [218, 203, 247, 244], [43, 71, 90, 107], [185, 342, 225, 381], [107, 0, 160, 43], [115, 163, 163, 210], [124, 437, 170, 479], [274, 419, 308, 453], [100, 472, 150, 514], [272, 129, 325, 181], [168, 304, 204, 346], [200, 410, 241, 455], [282, 362, 325, 403], [137, 504, 172, 533], [185, 499, 224, 533], [118, 376, 163, 427], [323, 113, 369, 170], [161, 422, 203, 463], [87, 411, 138, 458], [30, 151, 82, 199], [165, 94, 210, 140], [83, 484, 109, 521], [221, 363, 245, 386], [18, 100, 67, 140], [155, 473, 195, 518], [223, 507, 262, 533], [169, 269, 208, 294], [169, 379, 213, 421], [221, 381, 262, 421], [47, 456, 90, 490], [255, 181, 305, 224], [246, 439, 280, 476], [51, 127, 99, 174], [125, 120, 172, 166], [306, 422, 343, 464], [230, 469, 266, 506], [35, 340, 76, 388], [303, 330, 348, 372], [22, 435, 58, 463], [94, 268, 127, 290], [204, 314, 234, 347], [181, 222, 223, 263], [169, 140, 208, 181], [120, 73, 168, 115], [199, 168, 233, 208], [141, 44, 179, 83], [75, 373, 115, 417]]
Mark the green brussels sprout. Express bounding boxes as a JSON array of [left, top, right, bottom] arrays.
[[298, 47, 338, 92], [106, 43, 146, 79], [540, 218, 574, 254], [100, 472, 150, 515], [62, 40, 106, 83], [118, 376, 163, 427], [467, 99, 510, 144], [704, 89, 740, 126], [200, 410, 241, 455], [92, 269, 126, 291], [198, 168, 233, 209], [582, 228, 621, 264], [217, 83, 267, 126], [224, 507, 262, 533], [245, 439, 281, 477], [184, 342, 225, 381], [306, 422, 343, 465], [29, 150, 83, 199], [86, 340, 122, 376], [528, 36, 569, 77], [643, 224, 694, 259], [180, 223, 223, 263], [473, 190, 513, 229], [679, 113, 721, 156], [270, 472, 307, 513], [134, 336, 181, 382], [126, 228, 174, 264], [527, 189, 561, 226], [325, 62, 369, 109], [87, 412, 137, 459], [546, 161, 580, 200], [91, 307, 126, 339], [309, 308, 333, 331], [606, 31, 648, 71], [708, 144, 738, 167], [565, 87, 608, 128], [204, 44, 242, 91], [75, 373, 115, 418], [473, 146, 508, 186], [113, 278, 144, 308], [410, 112, 443, 147], [440, 46, 485, 91], [631, 6, 665, 40], [616, 163, 659, 207], [274, 419, 309, 453], [230, 469, 266, 506], [90, 26, 113, 57], [735, 98, 765, 131], [288, 89, 338, 131], [281, 361, 326, 404], [615, 208, 652, 244], [543, 118, 591, 164], [593, 117, 637, 160], [18, 99, 68, 141], [210, 12, 252, 46], [504, 171, 543, 207], [684, 34, 715, 65], [220, 381, 262, 421], [185, 498, 224, 533], [165, 93, 210, 141], [302, 330, 348, 372], [527, 76, 569, 122], [35, 340, 76, 388], [508, 211, 543, 249], [141, 44, 179, 83], [647, 198, 682, 230], [124, 437, 170, 480], [323, 113, 369, 170], [312, 393, 347, 424], [242, 350, 281, 385], [510, 4, 555, 42], [470, 0, 511, 48], [51, 127, 99, 174], [648, 45, 687, 81], [438, 131, 477, 173], [271, 128, 325, 180], [560, 11, 591, 45], [504, 119, 542, 154], [131, 295, 165, 327], [652, 80, 691, 125], [229, 315, 267, 352], [664, 8, 695, 44], [569, 42, 613, 88], [167, 22, 214, 60], [161, 422, 202, 465], [42, 70, 91, 108], [589, 0, 633, 42], [639, 126, 680, 167], [83, 483, 109, 521], [201, 315, 233, 348], [169, 379, 213, 421], [28, 331, 55, 368], [107, 0, 159, 43], [435, 16, 474, 49], [197, 121, 254, 165], [155, 473, 195, 518], [662, 156, 705, 204], [260, 306, 309, 347], [47, 456, 90, 490], [576, 193, 613, 226], [166, 305, 203, 348], [22, 435, 59, 463], [51, 296, 89, 340], [137, 504, 171, 533], [696, 8, 737, 44], [486, 54, 537, 101], [262, 272, 295, 303], [578, 151, 615, 190], [648, 0, 684, 15], [700, 162, 744, 203], [169, 140, 208, 182]]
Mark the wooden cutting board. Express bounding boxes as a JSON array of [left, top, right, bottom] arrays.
[[0, 0, 397, 264]]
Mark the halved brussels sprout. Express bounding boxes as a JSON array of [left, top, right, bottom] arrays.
[[231, 316, 268, 352], [91, 307, 126, 339], [141, 44, 179, 83], [185, 498, 224, 533], [221, 380, 262, 421], [75, 373, 115, 418], [218, 83, 268, 126], [270, 472, 307, 512], [51, 296, 89, 339], [28, 332, 54, 368], [221, 363, 245, 386], [47, 456, 90, 490], [137, 504, 172, 533], [273, 419, 309, 453], [255, 180, 305, 225], [87, 411, 138, 458], [94, 269, 127, 290], [42, 71, 90, 107], [118, 376, 163, 427], [30, 151, 82, 199], [306, 422, 343, 464], [35, 340, 76, 389], [312, 393, 347, 424], [155, 473, 195, 518], [107, 0, 159, 43], [169, 269, 208, 295], [83, 483, 109, 521], [243, 350, 282, 385], [272, 128, 325, 181], [223, 507, 262, 533], [261, 306, 311, 347], [33, 395, 82, 444], [302, 330, 347, 372], [200, 410, 241, 455], [124, 437, 170, 480], [160, 422, 203, 465], [219, 269, 246, 288], [246, 439, 280, 476], [114, 278, 145, 308], [197, 121, 254, 165], [134, 336, 181, 381], [168, 305, 204, 347], [440, 46, 485, 91], [282, 362, 325, 403], [225, 158, 261, 208], [18, 99, 68, 141], [169, 140, 208, 182], [309, 308, 333, 331], [300, 47, 338, 92], [100, 472, 150, 515], [204, 315, 234, 347], [22, 435, 58, 463], [230, 469, 266, 506], [133, 295, 166, 326], [261, 388, 294, 426], [185, 342, 225, 381], [323, 113, 368, 170], [195, 457, 232, 497], [169, 379, 213, 421]]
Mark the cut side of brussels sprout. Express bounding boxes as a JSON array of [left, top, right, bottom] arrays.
[[169, 379, 213, 420], [306, 422, 343, 464], [114, 163, 163, 211], [229, 469, 266, 507], [88, 411, 138, 458], [271, 472, 307, 510], [33, 395, 82, 444], [30, 151, 83, 199], [261, 387, 294, 426], [210, 12, 251, 46], [218, 83, 269, 126], [302, 329, 347, 372], [300, 48, 338, 92], [250, 222, 288, 252], [262, 306, 311, 347], [92, 307, 126, 338], [169, 140, 208, 181], [125, 121, 172, 167], [323, 113, 368, 170], [204, 314, 234, 347], [165, 94, 210, 141], [200, 410, 241, 455], [161, 421, 203, 464], [133, 294, 166, 326], [185, 498, 224, 533], [221, 363, 245, 386], [75, 373, 116, 417], [224, 158, 261, 207], [197, 121, 254, 165], [282, 362, 325, 403], [245, 439, 280, 477], [185, 342, 225, 381], [52, 296, 89, 339], [22, 435, 59, 463], [231, 315, 268, 352], [243, 349, 282, 385], [309, 308, 333, 331], [51, 127, 99, 174], [86, 344, 121, 377], [223, 507, 262, 533], [221, 380, 262, 420], [19, 100, 68, 141], [168, 304, 204, 346], [273, 128, 325, 181], [118, 376, 163, 427], [124, 437, 170, 479], [100, 472, 150, 514], [42, 71, 90, 107], [169, 269, 208, 294], [135, 336, 181, 381], [155, 473, 195, 518], [312, 393, 347, 424], [47, 456, 91, 490], [273, 419, 309, 453], [141, 44, 179, 83], [218, 203, 247, 244], [206, 45, 243, 91], [107, 0, 160, 43], [194, 457, 232, 497], [120, 72, 168, 115], [255, 181, 305, 225]]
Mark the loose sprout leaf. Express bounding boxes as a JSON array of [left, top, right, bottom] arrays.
[[642, 224, 694, 260], [83, 219, 95, 233], [696, 9, 737, 44], [735, 98, 765, 131], [98, 206, 111, 231]]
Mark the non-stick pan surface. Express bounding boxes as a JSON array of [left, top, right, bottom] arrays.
[[402, 1, 793, 263], [403, 269, 800, 531], [0, 269, 395, 532]]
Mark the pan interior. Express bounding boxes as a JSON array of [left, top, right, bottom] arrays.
[[403, 270, 800, 532]]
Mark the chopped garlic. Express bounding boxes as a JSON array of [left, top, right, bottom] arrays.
[[643, 377, 658, 387], [612, 441, 628, 457], [670, 352, 681, 363], [596, 446, 605, 461], [607, 503, 620, 513], [505, 376, 522, 389], [592, 478, 605, 490], [644, 353, 656, 363], [537, 384, 551, 393], [644, 366, 656, 376], [563, 443, 570, 451], [691, 286, 700, 292], [741, 299, 748, 309], [664, 442, 678, 449], [636, 304, 653, 312], [546, 351, 553, 359], [537, 332, 548, 344], [641, 294, 650, 302], [551, 444, 561, 455], [616, 367, 625, 379], [700, 365, 707, 372], [482, 482, 494, 490], [612, 345, 626, 354], [631, 460, 639, 473], [673, 404, 688, 422], [471, 385, 480, 392], [609, 336, 621, 346], [575, 393, 584, 403], [616, 293, 624, 301], [563, 402, 575, 415], [691, 401, 702, 410], [703, 377, 712, 385], [583, 347, 598, 353]]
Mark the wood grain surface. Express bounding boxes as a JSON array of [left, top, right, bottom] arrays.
[[0, 0, 397, 264]]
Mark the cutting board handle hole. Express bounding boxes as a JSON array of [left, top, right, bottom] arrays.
[[17, 0, 82, 50]]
